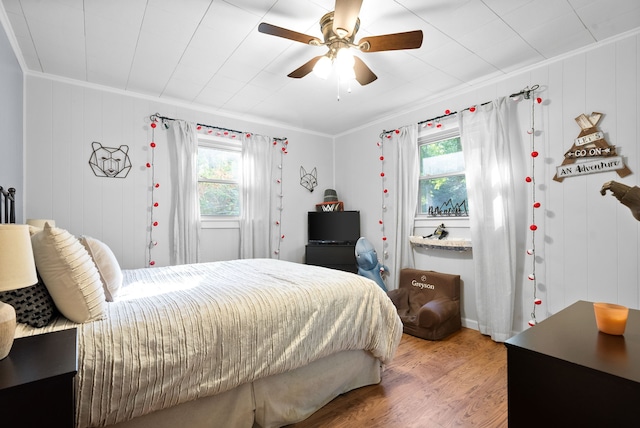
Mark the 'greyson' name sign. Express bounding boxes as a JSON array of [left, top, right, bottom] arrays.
[[553, 112, 631, 182]]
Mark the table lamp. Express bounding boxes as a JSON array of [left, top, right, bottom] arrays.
[[0, 224, 38, 359], [26, 219, 56, 228]]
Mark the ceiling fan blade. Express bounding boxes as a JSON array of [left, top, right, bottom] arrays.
[[258, 22, 322, 46], [359, 30, 423, 52], [288, 56, 323, 79], [333, 0, 363, 38], [353, 56, 377, 85]]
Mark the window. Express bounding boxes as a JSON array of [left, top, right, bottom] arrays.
[[418, 128, 468, 217], [197, 137, 241, 217]]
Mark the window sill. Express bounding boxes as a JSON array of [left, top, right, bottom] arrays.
[[409, 235, 472, 251], [201, 218, 240, 229]]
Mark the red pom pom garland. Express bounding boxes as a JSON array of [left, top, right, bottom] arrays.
[[146, 113, 290, 264], [147, 118, 160, 267], [522, 86, 544, 326], [378, 131, 393, 262], [273, 137, 288, 258]]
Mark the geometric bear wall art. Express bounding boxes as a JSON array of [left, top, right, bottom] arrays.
[[88, 142, 132, 178]]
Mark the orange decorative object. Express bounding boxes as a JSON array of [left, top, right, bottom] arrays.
[[593, 302, 629, 335]]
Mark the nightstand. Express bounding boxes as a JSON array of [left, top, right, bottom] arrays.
[[0, 328, 78, 427], [505, 301, 640, 427]]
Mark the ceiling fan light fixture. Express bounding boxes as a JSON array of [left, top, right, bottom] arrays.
[[259, 0, 419, 86], [337, 65, 356, 81], [335, 47, 356, 80], [313, 56, 332, 79], [335, 47, 355, 68]]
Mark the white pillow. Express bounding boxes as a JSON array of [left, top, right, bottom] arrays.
[[31, 223, 106, 323], [79, 236, 122, 301]]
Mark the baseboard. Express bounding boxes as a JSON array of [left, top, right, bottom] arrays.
[[461, 317, 479, 330]]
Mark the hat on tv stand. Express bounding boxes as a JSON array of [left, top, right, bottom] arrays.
[[324, 189, 338, 202]]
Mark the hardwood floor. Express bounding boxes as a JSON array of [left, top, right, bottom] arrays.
[[288, 328, 508, 428]]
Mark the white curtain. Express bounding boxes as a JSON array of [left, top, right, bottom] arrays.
[[460, 98, 517, 342], [390, 124, 419, 289], [167, 120, 201, 265], [240, 133, 274, 259]]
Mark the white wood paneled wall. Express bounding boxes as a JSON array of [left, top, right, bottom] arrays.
[[23, 77, 333, 269], [543, 36, 640, 316], [336, 32, 640, 333], [24, 79, 167, 269], [0, 21, 23, 220]]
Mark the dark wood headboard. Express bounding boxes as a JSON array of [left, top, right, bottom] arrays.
[[0, 186, 16, 224]]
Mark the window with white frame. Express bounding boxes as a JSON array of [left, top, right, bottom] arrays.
[[197, 136, 242, 217], [418, 126, 469, 217]]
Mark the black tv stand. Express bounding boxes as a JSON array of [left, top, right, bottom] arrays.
[[305, 211, 360, 273], [305, 243, 357, 273]]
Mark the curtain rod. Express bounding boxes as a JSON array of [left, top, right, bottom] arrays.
[[382, 84, 540, 135], [149, 113, 287, 141], [416, 84, 540, 126]]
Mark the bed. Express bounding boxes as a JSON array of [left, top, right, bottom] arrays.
[[6, 213, 402, 428], [0, 186, 16, 224]]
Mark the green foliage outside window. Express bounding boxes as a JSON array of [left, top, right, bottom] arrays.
[[198, 146, 241, 216], [419, 136, 469, 216]]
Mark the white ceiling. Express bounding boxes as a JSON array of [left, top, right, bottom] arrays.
[[2, 0, 640, 135]]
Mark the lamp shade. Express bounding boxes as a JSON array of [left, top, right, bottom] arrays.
[[0, 224, 38, 292], [0, 224, 38, 359], [26, 219, 56, 228]]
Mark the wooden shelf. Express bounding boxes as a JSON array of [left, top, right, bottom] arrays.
[[409, 236, 472, 252]]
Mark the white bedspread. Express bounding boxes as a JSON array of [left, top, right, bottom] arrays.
[[16, 259, 402, 428]]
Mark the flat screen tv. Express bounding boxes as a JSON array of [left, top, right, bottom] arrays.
[[308, 211, 360, 245]]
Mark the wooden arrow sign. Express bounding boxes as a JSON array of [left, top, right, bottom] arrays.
[[553, 112, 631, 182]]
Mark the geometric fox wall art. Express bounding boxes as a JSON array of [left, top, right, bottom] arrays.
[[300, 166, 318, 192]]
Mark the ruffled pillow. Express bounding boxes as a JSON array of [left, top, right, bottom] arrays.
[[79, 236, 122, 301], [31, 223, 106, 323]]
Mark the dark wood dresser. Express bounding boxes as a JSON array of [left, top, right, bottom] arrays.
[[505, 300, 640, 427]]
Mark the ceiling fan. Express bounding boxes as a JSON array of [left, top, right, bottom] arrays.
[[258, 0, 423, 86]]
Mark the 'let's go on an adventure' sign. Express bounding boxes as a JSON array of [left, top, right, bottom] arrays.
[[553, 112, 631, 182], [556, 156, 624, 178]]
